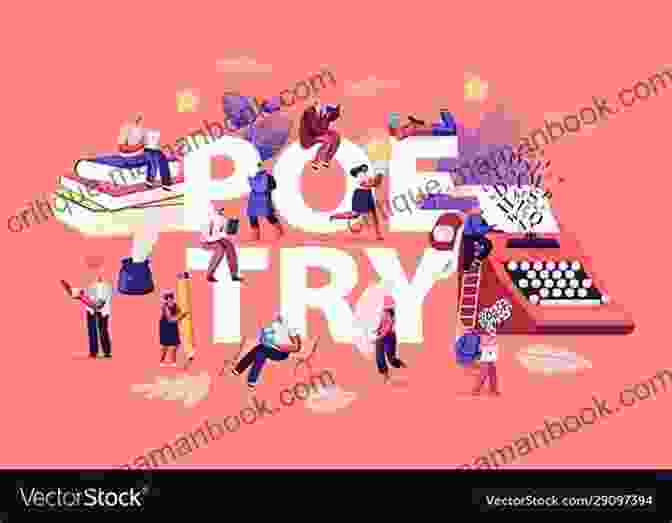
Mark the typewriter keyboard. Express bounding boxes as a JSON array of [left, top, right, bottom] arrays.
[[505, 259, 609, 306]]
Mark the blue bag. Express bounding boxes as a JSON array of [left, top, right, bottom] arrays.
[[455, 332, 482, 366], [118, 257, 155, 295]]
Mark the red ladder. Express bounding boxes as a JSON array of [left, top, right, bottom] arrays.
[[459, 259, 483, 328]]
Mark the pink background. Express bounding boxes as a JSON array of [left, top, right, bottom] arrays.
[[2, 1, 670, 468]]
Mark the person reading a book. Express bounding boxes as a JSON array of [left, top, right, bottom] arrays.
[[247, 162, 284, 241], [374, 296, 406, 383], [299, 100, 341, 172], [91, 113, 173, 191], [329, 164, 384, 240], [388, 110, 457, 140], [200, 202, 243, 283]]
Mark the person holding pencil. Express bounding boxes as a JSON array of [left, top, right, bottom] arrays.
[[159, 291, 188, 367]]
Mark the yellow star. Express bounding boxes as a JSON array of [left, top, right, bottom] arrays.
[[464, 76, 488, 102], [176, 90, 199, 112]]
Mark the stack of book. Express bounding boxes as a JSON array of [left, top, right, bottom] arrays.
[[57, 158, 184, 213]]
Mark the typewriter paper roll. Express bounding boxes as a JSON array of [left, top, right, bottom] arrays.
[[176, 272, 195, 357]]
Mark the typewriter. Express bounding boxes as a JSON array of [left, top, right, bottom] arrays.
[[430, 185, 635, 335]]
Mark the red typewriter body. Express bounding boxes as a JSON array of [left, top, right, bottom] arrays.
[[431, 212, 635, 335]]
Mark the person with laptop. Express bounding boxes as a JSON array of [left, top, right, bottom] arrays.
[[231, 315, 302, 392], [92, 113, 173, 191], [200, 202, 243, 283]]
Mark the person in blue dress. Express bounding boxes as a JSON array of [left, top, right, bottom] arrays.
[[159, 291, 187, 367], [247, 162, 284, 241]]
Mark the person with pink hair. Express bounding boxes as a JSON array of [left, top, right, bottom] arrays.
[[374, 296, 407, 383]]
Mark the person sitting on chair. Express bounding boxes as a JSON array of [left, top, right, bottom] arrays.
[[231, 316, 302, 392]]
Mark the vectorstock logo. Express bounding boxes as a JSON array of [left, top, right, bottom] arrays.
[[18, 487, 144, 508]]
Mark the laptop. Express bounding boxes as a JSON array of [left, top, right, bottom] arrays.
[[144, 129, 161, 151]]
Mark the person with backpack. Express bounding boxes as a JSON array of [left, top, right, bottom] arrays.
[[247, 162, 284, 241]]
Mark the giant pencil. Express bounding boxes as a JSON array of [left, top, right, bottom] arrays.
[[176, 272, 195, 358]]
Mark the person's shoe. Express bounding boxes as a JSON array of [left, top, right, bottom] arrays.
[[247, 383, 256, 392], [319, 161, 330, 170], [104, 354, 111, 358], [489, 390, 501, 396], [311, 161, 321, 172], [206, 276, 218, 283], [160, 362, 169, 367], [161, 185, 172, 191], [231, 369, 240, 377], [231, 275, 244, 282], [145, 182, 156, 189], [89, 353, 97, 359]]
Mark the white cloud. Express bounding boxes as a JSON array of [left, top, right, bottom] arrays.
[[346, 76, 401, 97], [215, 56, 273, 74], [131, 372, 211, 407], [305, 384, 357, 413], [516, 346, 592, 375]]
